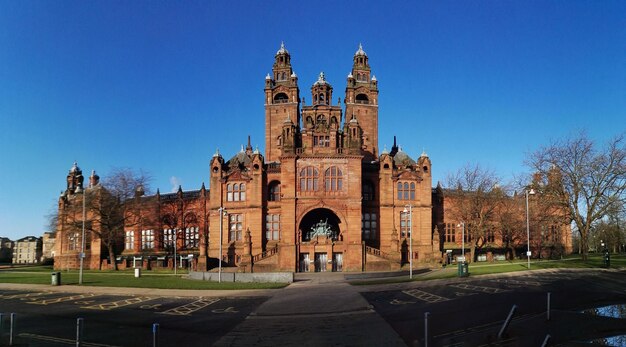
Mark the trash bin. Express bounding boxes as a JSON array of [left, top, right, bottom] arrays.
[[134, 267, 141, 278], [457, 261, 469, 277], [51, 271, 61, 286], [603, 252, 610, 268]]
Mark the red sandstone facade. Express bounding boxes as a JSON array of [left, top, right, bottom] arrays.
[[54, 44, 571, 272]]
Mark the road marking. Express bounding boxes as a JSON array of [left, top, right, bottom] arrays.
[[0, 292, 50, 300], [19, 333, 121, 347], [82, 296, 156, 310], [490, 279, 542, 286], [27, 293, 99, 305], [161, 298, 221, 316], [402, 289, 450, 303], [390, 298, 416, 305], [140, 303, 162, 310], [449, 283, 509, 294], [212, 306, 238, 313]]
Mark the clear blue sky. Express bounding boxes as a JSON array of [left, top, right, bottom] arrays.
[[1, 1, 624, 240]]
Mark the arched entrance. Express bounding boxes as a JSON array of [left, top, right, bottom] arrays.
[[297, 208, 343, 272]]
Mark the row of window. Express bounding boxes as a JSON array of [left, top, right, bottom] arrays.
[[299, 166, 343, 192], [443, 223, 563, 244], [124, 228, 200, 250]]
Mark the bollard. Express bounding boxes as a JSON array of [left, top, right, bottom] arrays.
[[152, 323, 159, 347], [10, 313, 15, 346], [424, 312, 430, 347], [541, 334, 551, 347], [76, 317, 84, 347], [547, 292, 551, 321], [498, 305, 517, 339]]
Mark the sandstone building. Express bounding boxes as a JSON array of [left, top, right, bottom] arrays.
[[54, 44, 571, 272]]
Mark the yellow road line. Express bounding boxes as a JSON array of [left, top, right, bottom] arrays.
[[0, 292, 51, 300], [27, 293, 100, 305], [161, 298, 221, 315], [82, 296, 156, 311], [19, 333, 121, 347]]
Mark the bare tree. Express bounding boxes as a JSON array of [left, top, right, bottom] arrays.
[[445, 163, 506, 262], [527, 132, 626, 260], [59, 168, 151, 270]]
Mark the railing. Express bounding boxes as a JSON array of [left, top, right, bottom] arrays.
[[365, 245, 394, 261], [253, 245, 279, 263]]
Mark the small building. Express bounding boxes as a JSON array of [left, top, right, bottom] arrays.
[[41, 232, 56, 264], [0, 237, 14, 263], [12, 236, 42, 264]]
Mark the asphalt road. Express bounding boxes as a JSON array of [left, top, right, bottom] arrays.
[[0, 291, 268, 346], [360, 269, 626, 346], [1, 269, 625, 346]]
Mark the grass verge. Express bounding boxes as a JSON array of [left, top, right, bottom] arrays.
[[0, 266, 287, 290], [350, 254, 626, 285]]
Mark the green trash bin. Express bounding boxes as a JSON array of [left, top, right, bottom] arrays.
[[51, 271, 61, 286], [457, 261, 469, 277]]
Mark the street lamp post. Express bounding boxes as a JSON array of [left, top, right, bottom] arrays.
[[218, 206, 227, 283], [79, 186, 86, 285], [525, 189, 535, 269], [403, 205, 413, 279], [458, 222, 465, 260]]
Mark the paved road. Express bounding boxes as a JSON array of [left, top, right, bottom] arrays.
[[0, 269, 625, 346]]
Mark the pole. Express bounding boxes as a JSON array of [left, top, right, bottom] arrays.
[[461, 222, 465, 259], [526, 190, 531, 269], [152, 323, 159, 347], [547, 292, 551, 321], [218, 207, 223, 283], [9, 313, 15, 346], [76, 317, 84, 347], [174, 229, 177, 275], [409, 204, 413, 279], [79, 187, 86, 285]]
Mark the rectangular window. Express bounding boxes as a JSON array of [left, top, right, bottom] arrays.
[[124, 231, 134, 250], [162, 228, 175, 249], [266, 214, 280, 241], [362, 213, 377, 240], [185, 227, 199, 248], [400, 212, 410, 238], [141, 229, 154, 249], [229, 214, 243, 241], [445, 223, 456, 242]]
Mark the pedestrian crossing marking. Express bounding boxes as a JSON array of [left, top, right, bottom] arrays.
[[161, 298, 221, 315], [27, 293, 99, 305], [82, 296, 156, 310], [402, 289, 450, 303], [449, 283, 509, 294]]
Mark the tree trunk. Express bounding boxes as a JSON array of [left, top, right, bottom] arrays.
[[108, 243, 119, 271], [580, 229, 589, 261]]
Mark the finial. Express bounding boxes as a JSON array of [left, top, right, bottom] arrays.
[[266, 73, 271, 80], [421, 148, 428, 157], [213, 148, 220, 157], [372, 75, 377, 81], [240, 144, 244, 152], [254, 146, 260, 155], [355, 43, 367, 56], [291, 71, 297, 78], [382, 145, 389, 154], [348, 72, 353, 78], [276, 41, 288, 55]]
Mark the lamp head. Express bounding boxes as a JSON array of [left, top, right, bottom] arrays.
[[528, 188, 536, 195]]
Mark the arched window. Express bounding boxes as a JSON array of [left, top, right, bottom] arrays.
[[397, 181, 415, 200], [268, 181, 281, 201], [227, 183, 246, 201], [319, 93, 325, 103], [299, 166, 319, 191], [325, 166, 343, 191], [274, 93, 288, 103], [356, 93, 369, 104]]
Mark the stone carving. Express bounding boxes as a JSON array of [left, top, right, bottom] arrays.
[[309, 219, 336, 239]]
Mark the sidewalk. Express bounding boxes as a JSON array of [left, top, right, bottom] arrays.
[[214, 274, 407, 346]]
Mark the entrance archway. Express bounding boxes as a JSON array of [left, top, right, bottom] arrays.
[[298, 208, 342, 242], [297, 208, 343, 272]]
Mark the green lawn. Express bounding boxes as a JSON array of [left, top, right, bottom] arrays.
[[0, 266, 287, 290], [351, 254, 626, 285]]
